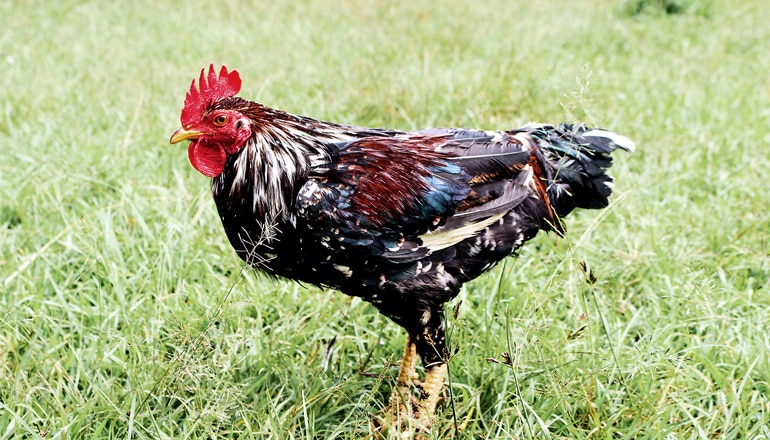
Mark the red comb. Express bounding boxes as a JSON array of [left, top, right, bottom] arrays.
[[180, 64, 242, 126]]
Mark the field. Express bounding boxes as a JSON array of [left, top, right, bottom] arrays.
[[2, 0, 769, 438]]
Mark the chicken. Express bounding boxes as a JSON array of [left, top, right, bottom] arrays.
[[170, 65, 634, 432]]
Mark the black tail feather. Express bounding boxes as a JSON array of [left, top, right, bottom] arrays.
[[526, 124, 634, 217]]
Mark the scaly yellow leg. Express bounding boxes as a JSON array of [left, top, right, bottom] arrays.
[[420, 363, 447, 418], [376, 337, 447, 436], [388, 336, 418, 418]]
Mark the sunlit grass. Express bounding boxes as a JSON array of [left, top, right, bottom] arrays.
[[2, 0, 769, 438]]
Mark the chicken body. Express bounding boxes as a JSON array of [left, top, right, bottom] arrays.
[[171, 65, 634, 431]]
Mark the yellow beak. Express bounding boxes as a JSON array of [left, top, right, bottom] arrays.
[[170, 127, 204, 144]]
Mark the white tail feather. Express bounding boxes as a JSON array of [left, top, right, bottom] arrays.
[[583, 129, 636, 152]]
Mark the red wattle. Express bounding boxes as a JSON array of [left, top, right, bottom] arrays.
[[188, 141, 226, 178]]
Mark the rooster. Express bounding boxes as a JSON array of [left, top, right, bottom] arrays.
[[170, 65, 634, 432]]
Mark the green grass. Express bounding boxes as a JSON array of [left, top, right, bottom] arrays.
[[2, 0, 769, 438]]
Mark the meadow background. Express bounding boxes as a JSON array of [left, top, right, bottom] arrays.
[[2, 0, 769, 438]]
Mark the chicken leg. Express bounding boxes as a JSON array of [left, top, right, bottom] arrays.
[[378, 336, 447, 435], [386, 336, 420, 422], [420, 363, 447, 418]]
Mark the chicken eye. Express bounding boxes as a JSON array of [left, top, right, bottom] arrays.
[[213, 114, 229, 126]]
